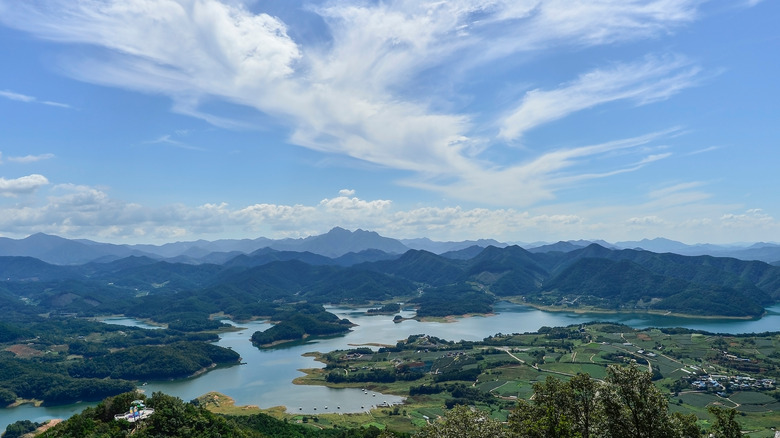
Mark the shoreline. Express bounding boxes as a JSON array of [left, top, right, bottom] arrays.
[[329, 301, 764, 322], [291, 368, 409, 399], [506, 300, 761, 320], [7, 398, 43, 408]]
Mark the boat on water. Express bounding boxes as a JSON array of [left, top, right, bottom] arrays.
[[114, 400, 154, 423]]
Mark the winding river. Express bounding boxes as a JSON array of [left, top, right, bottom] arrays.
[[3, 302, 780, 431]]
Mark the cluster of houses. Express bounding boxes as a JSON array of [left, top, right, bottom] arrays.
[[442, 351, 468, 358], [689, 374, 775, 393], [720, 351, 753, 363], [342, 352, 365, 360]]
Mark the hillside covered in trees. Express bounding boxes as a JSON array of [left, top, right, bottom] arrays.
[[3, 242, 780, 323]]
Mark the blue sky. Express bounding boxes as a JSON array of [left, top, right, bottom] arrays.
[[0, 0, 778, 244]]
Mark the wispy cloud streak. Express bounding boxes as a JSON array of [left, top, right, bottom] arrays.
[[498, 55, 700, 141], [0, 89, 72, 109], [143, 134, 205, 151]]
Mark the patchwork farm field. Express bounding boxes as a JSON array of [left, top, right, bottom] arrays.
[[289, 323, 780, 436]]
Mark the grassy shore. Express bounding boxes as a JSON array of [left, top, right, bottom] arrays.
[[195, 391, 422, 433], [506, 299, 759, 320]]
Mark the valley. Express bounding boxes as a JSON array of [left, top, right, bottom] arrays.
[[3, 229, 780, 435]]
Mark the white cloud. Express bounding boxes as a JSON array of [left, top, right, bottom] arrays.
[[721, 208, 775, 228], [636, 153, 672, 165], [5, 153, 56, 164], [0, 183, 777, 244], [409, 130, 677, 206], [686, 146, 720, 156], [0, 89, 72, 108], [488, 0, 701, 49], [648, 181, 705, 199], [626, 215, 667, 226], [0, 174, 49, 197], [338, 189, 356, 197], [143, 134, 204, 151], [0, 0, 708, 207], [0, 90, 35, 103], [498, 55, 700, 141], [318, 195, 393, 223]]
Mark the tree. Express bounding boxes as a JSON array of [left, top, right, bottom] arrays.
[[0, 388, 17, 406], [600, 364, 698, 438], [707, 406, 742, 438], [509, 377, 578, 438], [567, 373, 600, 438], [417, 405, 511, 438], [2, 420, 41, 438]]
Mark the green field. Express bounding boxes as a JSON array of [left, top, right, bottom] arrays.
[[280, 323, 780, 435]]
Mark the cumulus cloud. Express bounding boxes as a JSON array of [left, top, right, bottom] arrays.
[[0, 0, 708, 207], [0, 174, 49, 196], [627, 215, 667, 226], [0, 183, 777, 244], [721, 208, 774, 228], [0, 185, 582, 242]]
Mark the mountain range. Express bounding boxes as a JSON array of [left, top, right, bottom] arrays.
[[2, 228, 780, 266], [3, 234, 780, 318]]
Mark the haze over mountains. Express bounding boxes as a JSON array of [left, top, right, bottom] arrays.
[[4, 233, 780, 319], [1, 227, 779, 266]]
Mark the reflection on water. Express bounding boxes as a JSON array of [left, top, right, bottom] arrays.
[[4, 302, 780, 431]]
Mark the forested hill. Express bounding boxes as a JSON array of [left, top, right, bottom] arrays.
[[358, 244, 780, 317], [2, 242, 780, 320]]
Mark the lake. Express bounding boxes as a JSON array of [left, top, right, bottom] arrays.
[[3, 302, 780, 431]]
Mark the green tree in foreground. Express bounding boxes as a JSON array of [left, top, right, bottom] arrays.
[[416, 405, 513, 438], [600, 364, 699, 438], [510, 376, 580, 437], [423, 364, 708, 438], [707, 406, 742, 438]]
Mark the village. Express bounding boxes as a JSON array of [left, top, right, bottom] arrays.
[[689, 373, 776, 393]]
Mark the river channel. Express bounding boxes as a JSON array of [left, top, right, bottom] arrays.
[[3, 302, 780, 431]]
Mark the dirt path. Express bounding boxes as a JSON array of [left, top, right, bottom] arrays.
[[497, 347, 539, 370], [32, 419, 62, 435]]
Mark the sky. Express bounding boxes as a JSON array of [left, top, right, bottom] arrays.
[[0, 0, 778, 245]]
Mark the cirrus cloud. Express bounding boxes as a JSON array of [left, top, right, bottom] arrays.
[[0, 0, 710, 207]]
